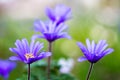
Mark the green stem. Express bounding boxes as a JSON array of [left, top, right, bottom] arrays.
[[86, 63, 94, 80], [47, 42, 52, 80], [28, 64, 30, 80]]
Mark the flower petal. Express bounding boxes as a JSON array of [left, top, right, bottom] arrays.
[[102, 48, 114, 56], [86, 39, 91, 52], [31, 34, 45, 40], [38, 52, 52, 59], [45, 7, 55, 21], [9, 56, 21, 61], [21, 38, 29, 53], [91, 40, 95, 54], [57, 32, 71, 40], [95, 40, 106, 53], [98, 44, 108, 54], [48, 21, 56, 33], [9, 48, 25, 60], [33, 42, 44, 55], [55, 23, 68, 33], [94, 48, 114, 63], [78, 56, 87, 62], [15, 40, 25, 54], [77, 42, 88, 54]]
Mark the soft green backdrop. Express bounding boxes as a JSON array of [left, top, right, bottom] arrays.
[[0, 0, 120, 80]]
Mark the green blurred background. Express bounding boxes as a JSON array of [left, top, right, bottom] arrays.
[[0, 0, 120, 80]]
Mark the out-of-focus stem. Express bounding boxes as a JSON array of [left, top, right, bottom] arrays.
[[86, 63, 94, 80], [47, 42, 52, 80]]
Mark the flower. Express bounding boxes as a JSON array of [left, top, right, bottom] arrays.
[[0, 59, 16, 79], [45, 4, 72, 25], [32, 20, 71, 42], [9, 38, 51, 64], [77, 39, 114, 63], [58, 58, 74, 74]]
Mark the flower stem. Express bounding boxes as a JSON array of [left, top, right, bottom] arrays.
[[86, 63, 94, 80], [28, 64, 31, 80], [47, 42, 52, 80]]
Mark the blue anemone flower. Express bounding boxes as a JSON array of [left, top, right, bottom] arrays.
[[45, 4, 72, 25], [32, 20, 71, 42], [9, 38, 51, 64], [77, 39, 114, 63]]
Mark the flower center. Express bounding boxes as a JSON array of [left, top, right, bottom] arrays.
[[25, 53, 35, 60]]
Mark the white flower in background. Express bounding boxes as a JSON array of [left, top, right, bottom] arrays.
[[58, 58, 74, 74]]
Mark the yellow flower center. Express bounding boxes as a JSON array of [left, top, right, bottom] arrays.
[[25, 53, 35, 60]]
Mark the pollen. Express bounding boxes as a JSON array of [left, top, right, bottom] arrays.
[[25, 53, 35, 60]]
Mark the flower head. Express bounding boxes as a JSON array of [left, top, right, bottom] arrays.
[[9, 38, 51, 64], [45, 4, 72, 25], [32, 20, 71, 42], [0, 60, 16, 79], [77, 39, 114, 63]]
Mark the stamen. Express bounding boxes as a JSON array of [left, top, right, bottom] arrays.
[[25, 53, 35, 60]]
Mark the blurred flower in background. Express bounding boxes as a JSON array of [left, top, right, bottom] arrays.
[[32, 20, 71, 42], [0, 59, 16, 80], [45, 4, 72, 25], [58, 58, 74, 74]]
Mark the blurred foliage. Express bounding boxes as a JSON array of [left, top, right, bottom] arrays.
[[16, 60, 77, 80]]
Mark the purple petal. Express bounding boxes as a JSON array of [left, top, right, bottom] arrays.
[[45, 7, 55, 21], [57, 32, 71, 39], [78, 56, 87, 62], [65, 8, 72, 20], [77, 42, 88, 55], [15, 40, 25, 54], [102, 48, 114, 56], [21, 38, 29, 53], [98, 44, 108, 54], [9, 56, 21, 61], [31, 34, 45, 40], [29, 39, 35, 53], [33, 42, 44, 55], [55, 4, 70, 18], [95, 40, 106, 53], [38, 52, 52, 59], [86, 39, 91, 52], [34, 20, 44, 32], [91, 40, 95, 54], [34, 20, 48, 33], [9, 48, 25, 60], [48, 21, 56, 33], [55, 23, 68, 33], [93, 48, 114, 63]]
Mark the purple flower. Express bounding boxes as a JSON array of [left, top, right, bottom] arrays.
[[32, 20, 71, 42], [77, 39, 114, 63], [0, 60, 16, 79], [9, 38, 51, 64], [45, 4, 72, 25]]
